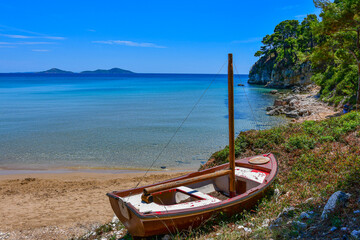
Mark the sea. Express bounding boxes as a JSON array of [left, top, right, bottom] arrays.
[[0, 73, 286, 171]]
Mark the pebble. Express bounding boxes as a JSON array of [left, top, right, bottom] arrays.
[[274, 188, 281, 201], [278, 206, 296, 218], [351, 230, 360, 238], [0, 232, 9, 238], [162, 234, 171, 240], [262, 219, 270, 227], [341, 227, 348, 231], [300, 212, 310, 220], [354, 210, 360, 214], [269, 224, 279, 230], [292, 221, 307, 230], [274, 217, 283, 224], [111, 215, 119, 224], [330, 226, 337, 232], [237, 225, 252, 233]]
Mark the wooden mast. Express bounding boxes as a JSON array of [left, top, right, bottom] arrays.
[[228, 53, 236, 198], [141, 54, 237, 203]]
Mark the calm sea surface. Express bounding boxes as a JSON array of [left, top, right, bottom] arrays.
[[0, 73, 285, 170]]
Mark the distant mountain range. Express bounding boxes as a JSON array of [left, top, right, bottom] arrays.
[[38, 68, 134, 74]]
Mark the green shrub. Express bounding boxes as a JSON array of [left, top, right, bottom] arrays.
[[235, 135, 248, 155], [254, 138, 270, 148], [303, 120, 325, 136], [285, 135, 316, 151], [319, 135, 335, 142]]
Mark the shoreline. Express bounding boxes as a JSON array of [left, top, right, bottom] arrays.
[[266, 85, 340, 123], [0, 166, 192, 176], [0, 170, 189, 240], [0, 84, 339, 239]]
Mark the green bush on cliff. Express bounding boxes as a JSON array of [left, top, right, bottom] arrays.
[[250, 15, 319, 86], [251, 0, 360, 105], [311, 0, 360, 105]]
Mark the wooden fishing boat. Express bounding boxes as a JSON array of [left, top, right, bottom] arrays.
[[106, 54, 278, 237]]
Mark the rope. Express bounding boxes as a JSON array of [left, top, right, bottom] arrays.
[[126, 60, 227, 198], [233, 63, 260, 131]]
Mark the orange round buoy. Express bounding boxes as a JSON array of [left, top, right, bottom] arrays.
[[248, 156, 270, 165]]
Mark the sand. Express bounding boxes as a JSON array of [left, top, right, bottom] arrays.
[[0, 170, 187, 239]]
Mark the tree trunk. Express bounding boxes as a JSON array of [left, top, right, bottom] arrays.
[[357, 62, 360, 109], [357, 29, 360, 109]]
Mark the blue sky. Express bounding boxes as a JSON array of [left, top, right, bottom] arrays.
[[0, 1, 319, 73]]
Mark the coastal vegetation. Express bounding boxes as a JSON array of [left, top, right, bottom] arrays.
[[249, 0, 360, 106], [199, 111, 360, 239], [82, 112, 360, 239]]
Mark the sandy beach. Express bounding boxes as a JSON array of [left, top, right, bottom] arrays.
[[0, 170, 187, 240]]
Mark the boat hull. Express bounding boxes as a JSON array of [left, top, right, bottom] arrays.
[[107, 154, 278, 237]]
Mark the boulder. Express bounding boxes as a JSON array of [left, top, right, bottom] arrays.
[[286, 111, 299, 118], [321, 191, 351, 220], [299, 109, 311, 116], [266, 109, 280, 116], [285, 106, 296, 112], [274, 99, 287, 106], [266, 106, 275, 111], [289, 99, 299, 106], [284, 95, 298, 103]]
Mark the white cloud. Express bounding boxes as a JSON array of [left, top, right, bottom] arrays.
[[44, 36, 65, 40], [0, 33, 65, 40], [282, 5, 299, 10], [295, 14, 308, 19], [232, 37, 262, 44], [32, 49, 49, 52], [0, 41, 55, 45], [0, 45, 16, 48], [0, 34, 31, 39], [93, 40, 166, 48]]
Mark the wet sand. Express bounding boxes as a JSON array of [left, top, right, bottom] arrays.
[[0, 170, 188, 239]]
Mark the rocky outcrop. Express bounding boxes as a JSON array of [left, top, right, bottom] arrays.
[[248, 57, 312, 88], [248, 56, 274, 85], [265, 85, 339, 121]]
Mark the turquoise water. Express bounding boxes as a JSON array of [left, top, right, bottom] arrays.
[[0, 74, 285, 170]]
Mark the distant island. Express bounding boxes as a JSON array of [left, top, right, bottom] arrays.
[[39, 68, 74, 74], [38, 67, 134, 74], [80, 68, 133, 74]]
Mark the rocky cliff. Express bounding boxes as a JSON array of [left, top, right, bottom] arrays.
[[248, 57, 312, 88]]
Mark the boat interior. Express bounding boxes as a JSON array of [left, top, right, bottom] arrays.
[[123, 166, 268, 214]]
